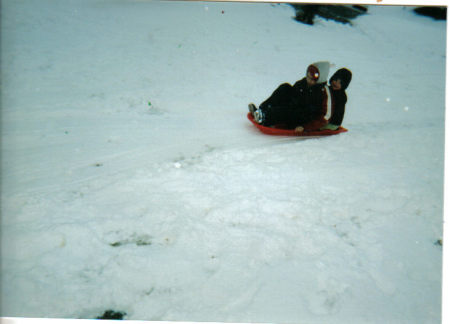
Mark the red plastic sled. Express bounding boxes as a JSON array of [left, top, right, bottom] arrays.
[[247, 113, 347, 137]]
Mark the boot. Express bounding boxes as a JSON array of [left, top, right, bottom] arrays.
[[248, 103, 257, 115]]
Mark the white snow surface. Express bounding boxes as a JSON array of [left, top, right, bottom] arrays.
[[0, 1, 446, 323]]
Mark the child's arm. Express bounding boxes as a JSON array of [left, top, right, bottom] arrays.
[[328, 91, 347, 126]]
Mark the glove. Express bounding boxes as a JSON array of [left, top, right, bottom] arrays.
[[320, 123, 339, 131], [295, 126, 304, 133]]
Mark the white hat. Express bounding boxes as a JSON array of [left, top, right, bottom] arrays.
[[307, 61, 330, 84]]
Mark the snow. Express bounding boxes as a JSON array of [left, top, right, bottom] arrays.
[[0, 1, 446, 323]]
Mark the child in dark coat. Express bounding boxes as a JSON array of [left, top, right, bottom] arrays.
[[302, 68, 352, 132], [249, 61, 330, 129]]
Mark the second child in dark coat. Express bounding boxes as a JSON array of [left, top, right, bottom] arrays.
[[302, 68, 352, 132]]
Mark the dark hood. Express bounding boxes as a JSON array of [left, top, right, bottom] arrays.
[[329, 68, 352, 90]]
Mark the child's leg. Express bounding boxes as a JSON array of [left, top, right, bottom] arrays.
[[259, 83, 293, 109], [285, 105, 313, 128], [258, 83, 294, 126]]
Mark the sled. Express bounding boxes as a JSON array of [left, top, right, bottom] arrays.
[[247, 113, 348, 137]]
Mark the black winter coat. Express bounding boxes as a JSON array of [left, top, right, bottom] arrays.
[[291, 78, 327, 120]]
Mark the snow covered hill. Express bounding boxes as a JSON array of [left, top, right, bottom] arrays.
[[1, 1, 446, 323]]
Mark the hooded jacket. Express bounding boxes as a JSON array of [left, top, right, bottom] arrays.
[[303, 68, 352, 131]]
